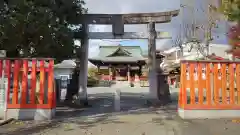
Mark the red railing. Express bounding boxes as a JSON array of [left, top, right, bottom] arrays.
[[179, 60, 240, 110], [0, 58, 55, 109]]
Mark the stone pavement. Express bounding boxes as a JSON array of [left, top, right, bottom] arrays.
[[1, 106, 239, 135], [0, 106, 184, 135], [0, 88, 240, 135]]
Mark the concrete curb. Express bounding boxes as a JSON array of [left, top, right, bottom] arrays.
[[0, 118, 15, 126]]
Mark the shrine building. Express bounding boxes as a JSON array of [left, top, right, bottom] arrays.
[[88, 45, 148, 82]]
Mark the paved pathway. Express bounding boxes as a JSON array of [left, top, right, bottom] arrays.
[[0, 87, 240, 135]]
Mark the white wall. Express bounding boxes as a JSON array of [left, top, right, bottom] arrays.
[[54, 68, 74, 79], [161, 43, 231, 70], [0, 50, 6, 57], [165, 43, 230, 61]]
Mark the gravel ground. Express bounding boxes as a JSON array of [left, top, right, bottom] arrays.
[[0, 87, 240, 135]]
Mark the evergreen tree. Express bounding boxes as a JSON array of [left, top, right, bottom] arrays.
[[220, 0, 240, 57], [0, 0, 87, 62], [222, 0, 240, 21]]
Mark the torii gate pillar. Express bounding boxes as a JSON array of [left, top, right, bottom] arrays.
[[78, 24, 89, 106], [148, 22, 158, 101]]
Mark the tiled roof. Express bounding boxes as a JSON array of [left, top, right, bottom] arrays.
[[89, 45, 146, 62], [54, 60, 76, 69]]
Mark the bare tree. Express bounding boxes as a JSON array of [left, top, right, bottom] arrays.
[[174, 2, 220, 60], [172, 23, 200, 56], [173, 4, 200, 56], [172, 29, 183, 55]]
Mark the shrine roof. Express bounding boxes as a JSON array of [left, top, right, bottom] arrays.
[[89, 45, 146, 63]]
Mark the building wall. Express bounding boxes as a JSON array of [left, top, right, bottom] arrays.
[[164, 48, 181, 61], [182, 43, 231, 60], [161, 43, 231, 71]]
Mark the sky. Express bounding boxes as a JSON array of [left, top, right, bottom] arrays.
[[76, 0, 229, 66]]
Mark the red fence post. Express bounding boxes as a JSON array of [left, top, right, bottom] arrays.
[[39, 60, 45, 105], [236, 64, 240, 104], [30, 59, 37, 105], [189, 63, 195, 105], [221, 64, 227, 104], [197, 63, 204, 105], [0, 60, 2, 77], [48, 60, 54, 108], [21, 60, 28, 105], [12, 60, 19, 105], [229, 63, 235, 105], [5, 60, 11, 106], [206, 63, 211, 106]]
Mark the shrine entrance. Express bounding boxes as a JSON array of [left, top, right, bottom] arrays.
[[75, 10, 179, 104]]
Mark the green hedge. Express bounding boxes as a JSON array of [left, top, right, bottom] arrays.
[[87, 76, 99, 87]]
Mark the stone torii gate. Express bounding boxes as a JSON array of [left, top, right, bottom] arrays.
[[76, 10, 179, 105]]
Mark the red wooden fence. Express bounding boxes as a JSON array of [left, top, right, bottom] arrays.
[[0, 58, 55, 109], [179, 60, 240, 110]]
